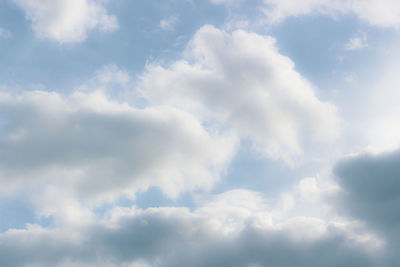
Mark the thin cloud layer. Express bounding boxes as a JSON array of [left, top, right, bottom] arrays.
[[0, 27, 13, 38], [139, 25, 339, 163], [212, 0, 400, 28], [13, 0, 119, 43], [345, 32, 368, 51], [263, 0, 400, 27]]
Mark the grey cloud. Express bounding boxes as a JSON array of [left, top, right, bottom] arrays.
[[334, 149, 400, 265], [334, 150, 400, 231], [0, 207, 377, 267]]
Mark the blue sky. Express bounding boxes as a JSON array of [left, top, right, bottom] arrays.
[[1, 0, 400, 266]]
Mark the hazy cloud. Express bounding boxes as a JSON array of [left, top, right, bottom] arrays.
[[345, 33, 368, 51], [212, 0, 400, 28], [0, 27, 13, 38], [160, 16, 177, 30]]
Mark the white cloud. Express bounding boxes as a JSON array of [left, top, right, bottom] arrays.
[[261, 0, 347, 24], [264, 0, 400, 27], [209, 0, 244, 5], [93, 64, 131, 86], [350, 0, 400, 28], [78, 64, 132, 94], [345, 33, 368, 51], [337, 49, 400, 153], [13, 0, 119, 43], [139, 25, 339, 163], [0, 89, 236, 202], [159, 16, 177, 30], [0, 190, 382, 266], [211, 0, 400, 28], [0, 27, 13, 38]]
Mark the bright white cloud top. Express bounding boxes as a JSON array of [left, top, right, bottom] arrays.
[[140, 25, 339, 162], [0, 90, 235, 201], [0, 0, 400, 266], [13, 0, 119, 43], [345, 32, 368, 51]]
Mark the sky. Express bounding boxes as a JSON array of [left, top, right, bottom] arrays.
[[1, 0, 400, 266]]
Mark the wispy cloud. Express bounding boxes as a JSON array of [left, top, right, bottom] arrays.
[[160, 16, 178, 30], [0, 27, 13, 39], [345, 32, 368, 51]]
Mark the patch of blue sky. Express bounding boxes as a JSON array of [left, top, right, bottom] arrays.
[[0, 0, 227, 93], [211, 139, 299, 197], [133, 139, 305, 209], [1, 0, 399, 237], [269, 14, 400, 93], [134, 187, 197, 211], [0, 194, 53, 233]]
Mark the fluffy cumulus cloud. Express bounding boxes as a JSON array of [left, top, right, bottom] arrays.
[[13, 0, 119, 43], [2, 0, 400, 263], [334, 149, 400, 265], [139, 25, 339, 163], [0, 189, 381, 267], [0, 90, 236, 202]]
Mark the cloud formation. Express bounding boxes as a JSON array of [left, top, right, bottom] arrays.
[[334, 149, 400, 265], [345, 32, 368, 51], [0, 90, 236, 202], [264, 0, 400, 27], [0, 190, 379, 267], [139, 25, 339, 163], [334, 150, 400, 234], [212, 0, 400, 28], [2, 0, 400, 265], [0, 27, 13, 38], [160, 16, 177, 31], [13, 0, 119, 43]]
